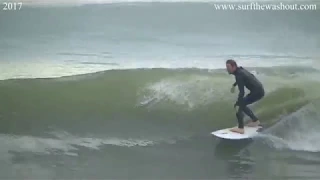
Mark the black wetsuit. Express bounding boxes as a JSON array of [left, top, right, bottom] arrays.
[[232, 67, 265, 129]]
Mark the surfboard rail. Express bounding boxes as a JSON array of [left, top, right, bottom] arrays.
[[211, 126, 263, 139]]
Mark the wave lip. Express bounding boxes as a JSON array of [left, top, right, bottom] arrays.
[[0, 55, 315, 80]]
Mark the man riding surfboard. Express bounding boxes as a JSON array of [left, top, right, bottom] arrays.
[[226, 59, 265, 134]]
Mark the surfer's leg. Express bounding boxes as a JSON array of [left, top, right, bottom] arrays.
[[243, 106, 260, 127], [243, 93, 263, 126], [243, 106, 258, 122], [236, 107, 244, 128], [230, 106, 245, 134]]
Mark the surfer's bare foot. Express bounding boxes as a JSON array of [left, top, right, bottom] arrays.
[[230, 128, 244, 134], [246, 120, 260, 127]]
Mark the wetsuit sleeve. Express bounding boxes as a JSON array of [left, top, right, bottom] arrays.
[[235, 75, 245, 105]]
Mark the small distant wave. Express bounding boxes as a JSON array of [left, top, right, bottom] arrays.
[[58, 52, 113, 59]]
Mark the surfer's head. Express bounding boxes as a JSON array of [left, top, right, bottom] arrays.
[[226, 59, 238, 74]]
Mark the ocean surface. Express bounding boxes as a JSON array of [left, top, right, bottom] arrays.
[[0, 0, 320, 179]]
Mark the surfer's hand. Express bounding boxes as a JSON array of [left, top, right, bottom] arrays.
[[230, 86, 235, 93], [234, 103, 238, 108], [234, 103, 239, 111]]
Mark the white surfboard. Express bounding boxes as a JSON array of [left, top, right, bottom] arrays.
[[211, 126, 262, 140]]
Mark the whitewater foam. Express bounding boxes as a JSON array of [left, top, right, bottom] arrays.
[[138, 74, 228, 109], [262, 133, 320, 152], [255, 102, 320, 152], [0, 132, 154, 157]]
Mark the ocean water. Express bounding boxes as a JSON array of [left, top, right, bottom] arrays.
[[0, 0, 320, 179]]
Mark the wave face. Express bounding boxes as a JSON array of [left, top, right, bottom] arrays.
[[1, 66, 319, 142]]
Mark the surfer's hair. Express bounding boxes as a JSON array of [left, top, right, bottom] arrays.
[[226, 59, 237, 67]]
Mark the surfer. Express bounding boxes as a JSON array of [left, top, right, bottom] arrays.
[[226, 59, 265, 134]]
